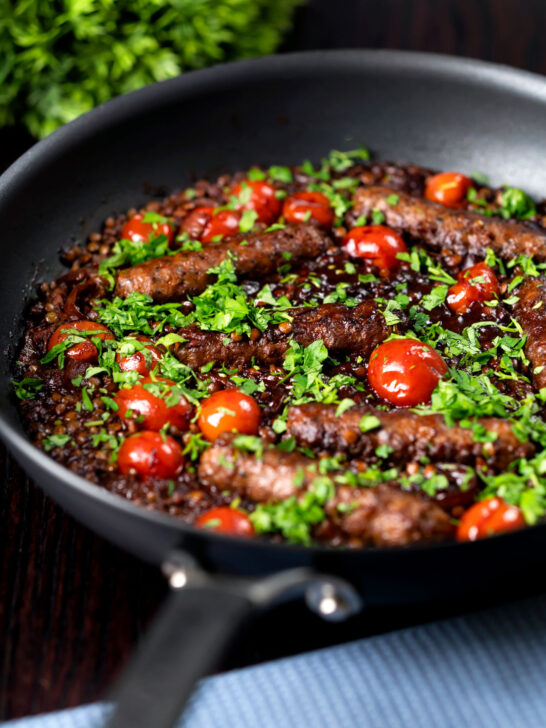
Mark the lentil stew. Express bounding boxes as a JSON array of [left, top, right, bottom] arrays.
[[14, 147, 546, 548]]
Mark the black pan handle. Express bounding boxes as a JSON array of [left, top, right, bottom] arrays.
[[107, 581, 253, 728], [107, 550, 362, 728]]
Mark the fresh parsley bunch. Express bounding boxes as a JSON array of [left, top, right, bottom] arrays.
[[0, 0, 302, 138]]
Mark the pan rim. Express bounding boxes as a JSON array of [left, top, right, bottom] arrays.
[[2, 48, 546, 559]]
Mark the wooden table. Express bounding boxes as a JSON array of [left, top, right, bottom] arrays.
[[2, 0, 546, 719]]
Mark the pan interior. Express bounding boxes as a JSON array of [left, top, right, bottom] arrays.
[[1, 50, 546, 570]]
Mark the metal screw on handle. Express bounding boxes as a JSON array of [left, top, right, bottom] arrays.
[[161, 550, 198, 589], [305, 579, 362, 622]]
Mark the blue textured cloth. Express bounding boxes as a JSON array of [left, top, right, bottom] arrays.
[[5, 594, 546, 728]]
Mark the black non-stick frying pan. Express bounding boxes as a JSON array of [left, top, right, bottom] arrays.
[[2, 50, 546, 727]]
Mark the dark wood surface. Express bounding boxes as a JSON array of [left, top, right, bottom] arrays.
[[2, 0, 546, 720]]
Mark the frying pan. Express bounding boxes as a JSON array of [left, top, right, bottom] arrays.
[[2, 50, 546, 727]]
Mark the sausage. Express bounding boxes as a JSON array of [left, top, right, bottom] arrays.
[[514, 278, 546, 389], [115, 223, 329, 302], [325, 484, 454, 546], [174, 299, 390, 368], [286, 403, 534, 471], [353, 185, 546, 261], [198, 436, 316, 502], [198, 436, 453, 546]]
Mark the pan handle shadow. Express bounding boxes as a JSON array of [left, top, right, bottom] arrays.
[[107, 550, 362, 728]]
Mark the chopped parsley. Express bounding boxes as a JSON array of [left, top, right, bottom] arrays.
[[360, 415, 381, 432], [14, 377, 43, 400], [268, 165, 293, 183], [325, 146, 370, 172], [183, 432, 210, 461], [471, 171, 490, 185], [96, 292, 188, 337], [335, 398, 356, 417], [479, 449, 546, 524], [188, 257, 292, 337], [420, 284, 449, 311], [251, 475, 335, 545], [238, 208, 258, 233], [42, 434, 72, 451], [500, 186, 536, 220], [371, 209, 386, 225]]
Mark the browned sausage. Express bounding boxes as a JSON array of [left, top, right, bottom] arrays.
[[325, 484, 454, 547], [514, 277, 546, 390], [174, 299, 390, 368], [353, 185, 546, 261], [287, 403, 533, 471], [198, 436, 453, 546], [198, 436, 316, 502], [115, 223, 329, 302]]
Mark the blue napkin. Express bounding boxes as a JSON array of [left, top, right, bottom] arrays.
[[5, 593, 546, 728]]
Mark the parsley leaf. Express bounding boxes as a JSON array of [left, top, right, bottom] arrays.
[[14, 377, 43, 400], [500, 187, 536, 220], [420, 284, 449, 311], [251, 475, 335, 545], [43, 434, 72, 451], [325, 146, 370, 172], [360, 415, 381, 432], [96, 292, 188, 337], [268, 165, 293, 183]]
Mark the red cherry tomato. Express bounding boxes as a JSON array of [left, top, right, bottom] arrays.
[[116, 337, 162, 377], [447, 262, 500, 315], [179, 206, 214, 240], [282, 191, 334, 227], [121, 212, 174, 245], [342, 225, 407, 272], [201, 209, 241, 243], [425, 172, 472, 208], [198, 389, 261, 441], [115, 378, 192, 431], [231, 180, 281, 224], [457, 497, 526, 542], [48, 320, 114, 363], [368, 338, 448, 407], [196, 506, 255, 537], [179, 207, 241, 243], [118, 431, 184, 479]]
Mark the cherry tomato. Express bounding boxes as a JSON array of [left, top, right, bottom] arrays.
[[118, 431, 184, 479], [201, 209, 242, 243], [425, 172, 472, 208], [368, 338, 448, 407], [342, 225, 407, 272], [196, 506, 255, 537], [48, 320, 114, 363], [121, 212, 174, 245], [179, 207, 241, 243], [179, 206, 214, 240], [116, 337, 162, 377], [231, 180, 281, 224], [198, 389, 261, 441], [447, 262, 500, 315], [282, 191, 334, 227], [457, 497, 526, 542], [115, 378, 192, 431]]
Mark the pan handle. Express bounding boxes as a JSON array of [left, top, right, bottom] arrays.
[[107, 580, 253, 728], [107, 550, 362, 728]]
